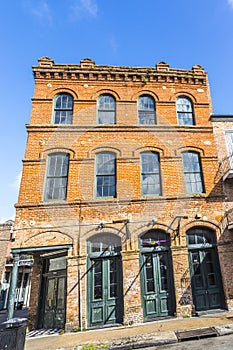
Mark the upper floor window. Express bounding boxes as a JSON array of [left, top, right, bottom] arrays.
[[138, 95, 156, 124], [95, 152, 116, 198], [87, 233, 121, 256], [176, 96, 194, 125], [97, 94, 116, 124], [53, 93, 73, 124], [44, 153, 69, 201], [182, 152, 204, 194], [186, 227, 216, 247], [225, 131, 233, 169], [141, 152, 161, 196]]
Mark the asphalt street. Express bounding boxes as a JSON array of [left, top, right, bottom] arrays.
[[144, 333, 233, 350]]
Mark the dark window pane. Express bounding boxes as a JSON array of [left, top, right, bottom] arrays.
[[93, 260, 102, 300], [110, 259, 117, 297], [194, 274, 203, 288], [187, 228, 215, 246], [57, 277, 65, 309], [208, 273, 216, 286], [159, 256, 168, 291], [141, 230, 169, 248], [145, 254, 155, 293]]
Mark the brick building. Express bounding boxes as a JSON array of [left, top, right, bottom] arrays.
[[0, 220, 12, 309], [211, 114, 233, 309], [10, 57, 232, 331]]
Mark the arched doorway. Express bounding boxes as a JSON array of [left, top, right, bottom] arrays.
[[139, 230, 175, 319], [187, 227, 226, 312], [87, 233, 123, 327]]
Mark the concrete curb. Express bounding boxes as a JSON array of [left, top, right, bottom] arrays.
[[107, 338, 178, 350], [215, 324, 233, 336], [102, 325, 233, 350]]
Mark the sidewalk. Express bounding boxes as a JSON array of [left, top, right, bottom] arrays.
[[25, 311, 233, 350]]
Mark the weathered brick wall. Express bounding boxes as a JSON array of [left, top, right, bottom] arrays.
[[27, 254, 41, 329]]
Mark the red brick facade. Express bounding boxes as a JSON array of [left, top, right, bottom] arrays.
[[12, 57, 233, 330]]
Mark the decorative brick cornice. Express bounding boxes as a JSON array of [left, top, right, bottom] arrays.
[[211, 114, 233, 122], [25, 124, 213, 133], [33, 57, 207, 86]]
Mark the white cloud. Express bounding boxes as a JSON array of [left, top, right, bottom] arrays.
[[227, 0, 233, 8], [9, 172, 22, 191], [70, 0, 98, 19], [23, 0, 53, 25], [109, 35, 119, 54]]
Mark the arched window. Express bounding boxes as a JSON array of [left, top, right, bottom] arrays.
[[182, 152, 204, 194], [140, 230, 170, 250], [97, 94, 116, 124], [43, 153, 69, 201], [186, 227, 216, 246], [176, 96, 194, 125], [87, 233, 122, 255], [138, 95, 156, 124], [95, 152, 116, 198], [53, 93, 73, 124], [141, 152, 161, 195]]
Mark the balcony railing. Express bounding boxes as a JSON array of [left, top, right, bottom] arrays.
[[219, 154, 233, 181], [226, 208, 233, 230]]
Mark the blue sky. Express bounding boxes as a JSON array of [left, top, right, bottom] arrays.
[[1, 0, 233, 222]]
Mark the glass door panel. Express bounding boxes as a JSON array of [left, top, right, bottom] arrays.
[[189, 248, 225, 311], [141, 252, 174, 319]]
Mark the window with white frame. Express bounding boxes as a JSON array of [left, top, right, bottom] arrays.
[[44, 153, 69, 201], [182, 152, 204, 194], [176, 96, 194, 125], [95, 152, 116, 198], [141, 152, 161, 195], [53, 93, 73, 124], [138, 95, 156, 124], [97, 94, 116, 124]]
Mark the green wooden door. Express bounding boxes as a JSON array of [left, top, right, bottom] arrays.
[[43, 274, 66, 329], [89, 256, 123, 326], [187, 227, 225, 312], [140, 229, 175, 319], [39, 255, 67, 329], [141, 251, 174, 318], [189, 248, 225, 311]]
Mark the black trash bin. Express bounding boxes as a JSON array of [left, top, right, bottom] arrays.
[[0, 318, 27, 350]]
